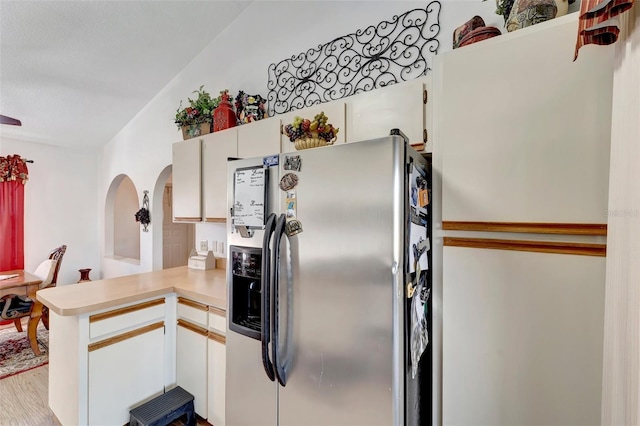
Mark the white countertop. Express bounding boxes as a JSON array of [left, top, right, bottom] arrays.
[[37, 266, 227, 316]]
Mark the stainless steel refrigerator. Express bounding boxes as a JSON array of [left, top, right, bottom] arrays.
[[226, 135, 432, 426]]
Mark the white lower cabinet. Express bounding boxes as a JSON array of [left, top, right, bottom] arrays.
[[176, 297, 209, 419], [88, 326, 165, 426], [49, 295, 226, 426], [176, 321, 208, 418], [207, 308, 226, 426], [208, 330, 226, 426]]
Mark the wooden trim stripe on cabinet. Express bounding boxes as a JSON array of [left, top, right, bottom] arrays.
[[208, 330, 226, 345], [88, 321, 164, 352], [442, 221, 607, 236], [89, 298, 165, 323], [173, 217, 202, 222], [208, 306, 226, 317], [443, 237, 606, 257], [177, 297, 208, 311], [205, 218, 226, 223], [177, 319, 208, 337]]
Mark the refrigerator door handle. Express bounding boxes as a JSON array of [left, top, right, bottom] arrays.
[[272, 213, 288, 386], [261, 213, 277, 382]]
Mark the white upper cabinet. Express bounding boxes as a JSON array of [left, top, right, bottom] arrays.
[[279, 100, 346, 153], [345, 77, 429, 150], [172, 139, 202, 222], [237, 117, 281, 159], [202, 129, 238, 221], [437, 15, 613, 224]]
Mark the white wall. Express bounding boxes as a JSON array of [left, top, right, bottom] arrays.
[[0, 138, 100, 285], [99, 0, 512, 277]]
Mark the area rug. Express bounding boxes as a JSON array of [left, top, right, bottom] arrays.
[[0, 323, 48, 380]]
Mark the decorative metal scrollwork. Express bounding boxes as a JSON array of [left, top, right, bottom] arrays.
[[267, 1, 441, 116]]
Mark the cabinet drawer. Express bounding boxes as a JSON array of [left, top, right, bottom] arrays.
[[89, 298, 165, 339], [177, 297, 208, 327], [208, 306, 226, 333]]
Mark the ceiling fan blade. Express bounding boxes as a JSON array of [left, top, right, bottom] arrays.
[[0, 115, 22, 126]]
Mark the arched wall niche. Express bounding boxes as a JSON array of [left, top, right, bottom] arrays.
[[105, 174, 140, 262]]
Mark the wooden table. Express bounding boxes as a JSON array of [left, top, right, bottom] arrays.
[[0, 270, 44, 356]]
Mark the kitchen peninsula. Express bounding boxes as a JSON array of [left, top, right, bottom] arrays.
[[37, 266, 227, 426]]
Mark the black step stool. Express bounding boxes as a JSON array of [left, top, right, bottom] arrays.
[[129, 386, 195, 426]]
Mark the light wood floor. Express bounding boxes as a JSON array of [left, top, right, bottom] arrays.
[[0, 365, 59, 426]]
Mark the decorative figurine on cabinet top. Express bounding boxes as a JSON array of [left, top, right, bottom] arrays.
[[213, 90, 237, 132], [235, 91, 267, 124], [283, 112, 339, 150]]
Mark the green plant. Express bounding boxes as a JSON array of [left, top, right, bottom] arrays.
[[483, 0, 515, 19], [174, 85, 223, 128]]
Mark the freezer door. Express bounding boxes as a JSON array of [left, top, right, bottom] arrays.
[[226, 156, 280, 426], [226, 330, 278, 426], [275, 138, 405, 425]]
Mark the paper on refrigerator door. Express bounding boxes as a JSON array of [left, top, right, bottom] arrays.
[[408, 164, 429, 273], [409, 223, 429, 273], [410, 276, 430, 378]]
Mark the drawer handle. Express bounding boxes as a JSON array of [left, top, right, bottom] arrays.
[[90, 298, 165, 323], [177, 319, 208, 336], [88, 322, 164, 352]]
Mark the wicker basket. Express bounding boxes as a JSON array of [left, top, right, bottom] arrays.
[[294, 135, 336, 150]]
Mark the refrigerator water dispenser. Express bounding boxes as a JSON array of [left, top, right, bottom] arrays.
[[229, 245, 262, 340]]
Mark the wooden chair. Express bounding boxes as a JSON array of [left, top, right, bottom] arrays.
[[0, 245, 66, 332]]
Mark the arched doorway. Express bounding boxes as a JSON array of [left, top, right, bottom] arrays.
[[152, 165, 194, 270]]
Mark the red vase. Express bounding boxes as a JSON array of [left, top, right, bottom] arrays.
[[78, 268, 92, 283], [213, 92, 237, 132]]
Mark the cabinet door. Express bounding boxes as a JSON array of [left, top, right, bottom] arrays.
[[345, 78, 426, 148], [88, 325, 165, 425], [172, 139, 202, 222], [439, 18, 613, 224], [177, 320, 208, 418], [237, 117, 281, 158], [280, 101, 346, 153], [202, 129, 238, 222], [442, 245, 605, 426], [208, 331, 226, 426]]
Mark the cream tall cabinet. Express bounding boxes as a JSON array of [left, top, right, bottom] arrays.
[[432, 13, 613, 426]]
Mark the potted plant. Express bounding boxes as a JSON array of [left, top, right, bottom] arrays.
[[175, 85, 222, 140]]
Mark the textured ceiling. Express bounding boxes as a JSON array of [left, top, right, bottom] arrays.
[[0, 0, 251, 149]]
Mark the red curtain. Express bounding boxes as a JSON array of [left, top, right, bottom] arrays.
[[0, 155, 28, 271]]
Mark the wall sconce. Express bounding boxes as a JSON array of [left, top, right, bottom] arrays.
[[135, 190, 151, 232]]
